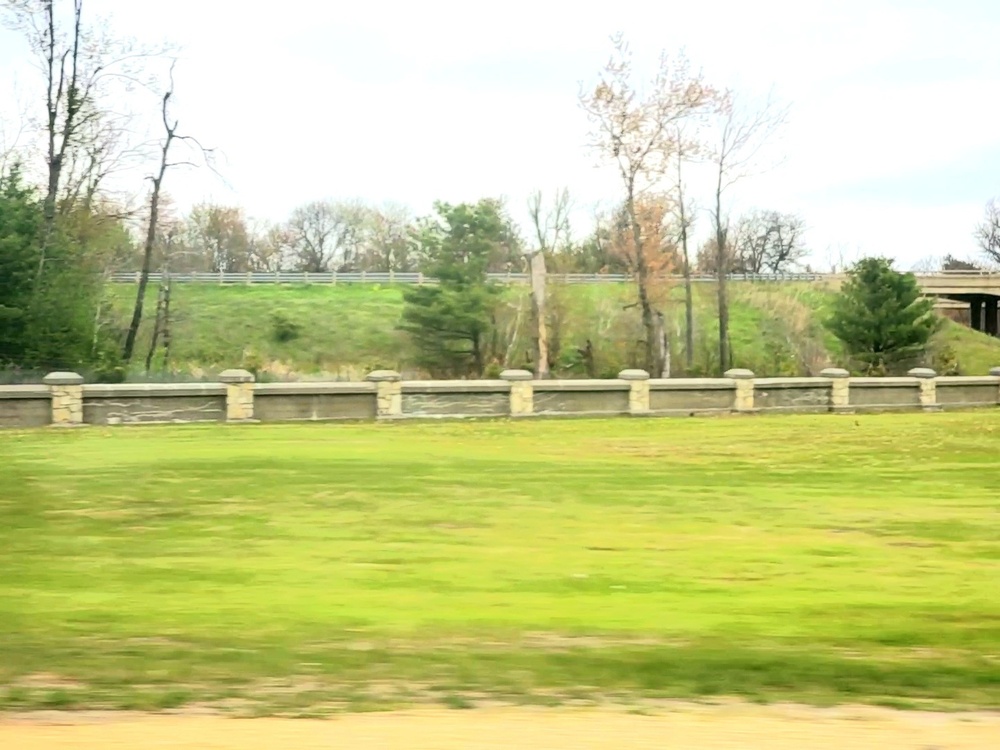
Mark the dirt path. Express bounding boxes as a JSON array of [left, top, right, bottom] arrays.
[[3, 704, 1000, 749]]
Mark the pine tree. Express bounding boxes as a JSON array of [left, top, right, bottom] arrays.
[[400, 201, 508, 377], [0, 165, 120, 373], [826, 257, 938, 374]]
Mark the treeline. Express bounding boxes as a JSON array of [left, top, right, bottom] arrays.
[[116, 196, 809, 277]]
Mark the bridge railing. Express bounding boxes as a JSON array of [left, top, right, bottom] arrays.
[[108, 270, 832, 285]]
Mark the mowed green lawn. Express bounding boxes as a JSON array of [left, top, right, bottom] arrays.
[[2, 414, 999, 713]]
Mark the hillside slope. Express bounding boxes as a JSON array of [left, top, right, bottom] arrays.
[[107, 282, 1000, 381]]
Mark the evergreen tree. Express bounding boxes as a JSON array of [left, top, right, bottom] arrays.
[[0, 165, 119, 374], [826, 257, 938, 374], [400, 201, 508, 377], [0, 166, 40, 337]]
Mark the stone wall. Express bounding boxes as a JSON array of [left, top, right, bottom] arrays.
[[253, 382, 376, 422], [2, 367, 998, 429], [0, 385, 51, 428], [83, 383, 227, 425]]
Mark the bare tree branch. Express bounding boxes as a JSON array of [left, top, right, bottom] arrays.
[[122, 60, 213, 363], [709, 89, 789, 371], [580, 33, 716, 376], [974, 198, 1000, 268]]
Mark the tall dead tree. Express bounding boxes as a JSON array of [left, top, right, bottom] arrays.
[[580, 34, 714, 377], [3, 0, 154, 276], [123, 64, 210, 363], [526, 188, 570, 379], [709, 90, 786, 372]]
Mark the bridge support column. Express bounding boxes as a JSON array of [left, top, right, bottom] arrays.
[[986, 298, 999, 337], [970, 298, 983, 331]]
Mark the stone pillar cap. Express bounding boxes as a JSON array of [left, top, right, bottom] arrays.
[[907, 367, 936, 379], [218, 368, 255, 383], [618, 369, 650, 381], [989, 367, 1000, 377], [500, 369, 533, 381], [820, 367, 850, 378], [43, 371, 84, 385], [724, 368, 755, 380], [365, 369, 401, 382]]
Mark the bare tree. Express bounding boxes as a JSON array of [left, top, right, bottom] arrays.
[[186, 203, 252, 272], [0, 110, 28, 175], [730, 209, 806, 274], [672, 125, 699, 371], [60, 106, 145, 213], [123, 63, 211, 363], [364, 203, 413, 272], [3, 0, 158, 275], [526, 188, 571, 378], [612, 194, 680, 377], [246, 220, 292, 272], [974, 198, 1000, 268], [286, 200, 373, 272], [580, 34, 715, 377], [709, 90, 787, 372]]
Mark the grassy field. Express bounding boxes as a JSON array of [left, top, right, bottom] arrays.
[[2, 414, 999, 714], [105, 281, 1000, 381]]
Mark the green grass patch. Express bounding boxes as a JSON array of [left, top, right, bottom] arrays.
[[107, 281, 1000, 380], [2, 414, 999, 712]]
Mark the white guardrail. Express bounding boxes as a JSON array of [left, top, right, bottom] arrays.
[[110, 271, 830, 285], [108, 270, 1000, 285]]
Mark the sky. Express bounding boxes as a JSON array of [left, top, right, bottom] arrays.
[[1, 0, 999, 269]]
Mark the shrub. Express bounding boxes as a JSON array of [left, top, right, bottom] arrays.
[[270, 313, 301, 343]]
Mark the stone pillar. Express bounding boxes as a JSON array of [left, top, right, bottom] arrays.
[[501, 369, 534, 417], [971, 298, 983, 332], [618, 369, 650, 415], [990, 367, 1000, 404], [986, 298, 999, 337], [43, 371, 84, 426], [908, 367, 939, 411], [365, 370, 402, 418], [219, 368, 255, 422], [724, 369, 755, 413], [820, 368, 851, 412]]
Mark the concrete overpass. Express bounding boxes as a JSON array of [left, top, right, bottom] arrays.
[[915, 271, 1000, 336]]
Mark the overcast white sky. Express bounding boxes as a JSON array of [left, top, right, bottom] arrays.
[[2, 0, 999, 268]]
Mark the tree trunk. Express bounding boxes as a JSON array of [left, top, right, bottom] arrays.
[[161, 277, 172, 370], [529, 251, 549, 378], [715, 178, 730, 374], [145, 283, 165, 372], [679, 215, 693, 374], [123, 176, 163, 362], [655, 311, 669, 378], [676, 153, 694, 373], [628, 197, 663, 378], [124, 85, 178, 363], [472, 330, 483, 377]]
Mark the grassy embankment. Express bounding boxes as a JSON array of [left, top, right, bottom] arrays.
[[105, 281, 1000, 381], [2, 414, 999, 714]]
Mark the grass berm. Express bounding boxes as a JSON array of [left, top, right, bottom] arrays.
[[104, 280, 1000, 380]]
